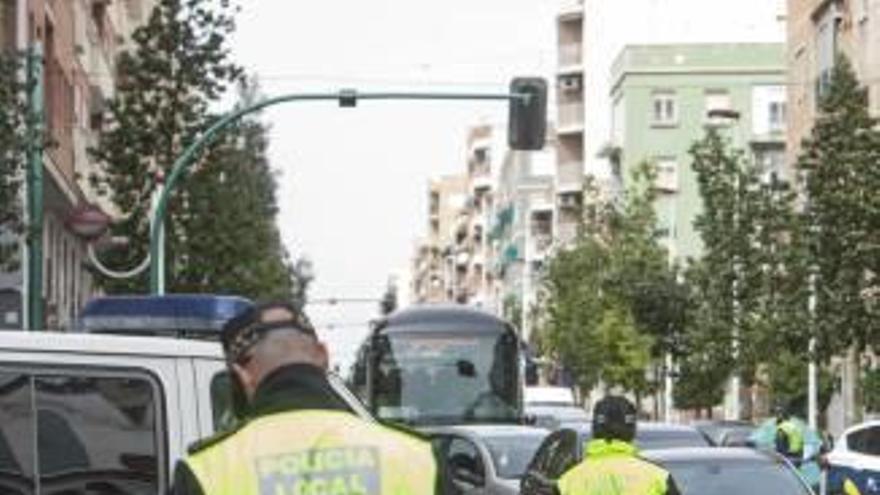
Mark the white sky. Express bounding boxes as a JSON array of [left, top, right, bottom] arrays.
[[230, 0, 785, 370]]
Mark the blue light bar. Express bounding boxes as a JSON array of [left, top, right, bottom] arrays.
[[78, 294, 254, 338]]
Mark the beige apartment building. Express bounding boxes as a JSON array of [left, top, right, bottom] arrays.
[[0, 0, 156, 329], [555, 0, 586, 245], [787, 0, 880, 161], [411, 174, 469, 304]]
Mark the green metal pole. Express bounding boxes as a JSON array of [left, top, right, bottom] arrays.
[[26, 43, 44, 329], [148, 91, 525, 294]]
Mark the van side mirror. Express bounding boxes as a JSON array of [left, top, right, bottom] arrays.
[[508, 77, 547, 151]]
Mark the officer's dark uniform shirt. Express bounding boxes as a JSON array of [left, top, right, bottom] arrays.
[[169, 363, 452, 495]]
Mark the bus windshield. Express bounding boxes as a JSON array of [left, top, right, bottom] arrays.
[[371, 330, 519, 425]]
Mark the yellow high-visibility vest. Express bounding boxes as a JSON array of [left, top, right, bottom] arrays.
[[778, 419, 805, 455], [558, 439, 671, 495], [185, 410, 436, 495]]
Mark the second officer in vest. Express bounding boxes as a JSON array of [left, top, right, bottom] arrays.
[[170, 301, 445, 495], [557, 396, 680, 495]]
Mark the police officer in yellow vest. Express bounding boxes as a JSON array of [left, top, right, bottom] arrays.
[[774, 406, 805, 467], [170, 301, 446, 495], [557, 396, 680, 495]]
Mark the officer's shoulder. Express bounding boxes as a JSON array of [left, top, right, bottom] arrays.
[[187, 422, 246, 455], [637, 454, 673, 474]]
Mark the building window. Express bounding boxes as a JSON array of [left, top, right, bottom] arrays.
[[769, 101, 786, 132], [815, 3, 841, 102], [704, 90, 732, 121], [654, 157, 678, 192], [651, 91, 678, 126]]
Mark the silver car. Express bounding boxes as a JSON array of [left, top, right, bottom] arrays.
[[428, 424, 550, 494]]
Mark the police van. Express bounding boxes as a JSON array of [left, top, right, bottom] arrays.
[[0, 295, 369, 494]]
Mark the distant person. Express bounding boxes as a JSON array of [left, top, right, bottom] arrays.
[[170, 301, 448, 494], [774, 406, 805, 467], [557, 395, 680, 495]]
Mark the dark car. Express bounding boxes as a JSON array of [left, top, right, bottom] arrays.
[[428, 424, 550, 494], [693, 420, 756, 447], [521, 423, 713, 495], [522, 430, 813, 495]]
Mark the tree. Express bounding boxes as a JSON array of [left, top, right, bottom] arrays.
[[796, 56, 880, 357], [169, 80, 295, 300], [0, 52, 29, 271], [540, 165, 674, 399], [90, 0, 243, 293]]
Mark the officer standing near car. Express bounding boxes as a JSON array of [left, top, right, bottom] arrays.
[[557, 396, 680, 495], [774, 406, 805, 467], [170, 301, 448, 494]]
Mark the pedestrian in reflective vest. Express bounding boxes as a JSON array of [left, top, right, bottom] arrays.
[[557, 396, 680, 495], [169, 301, 446, 495], [774, 407, 805, 466]]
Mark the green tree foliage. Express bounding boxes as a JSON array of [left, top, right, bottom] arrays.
[[796, 56, 880, 357], [541, 165, 677, 396], [90, 0, 293, 298], [170, 80, 294, 300], [0, 52, 29, 270]]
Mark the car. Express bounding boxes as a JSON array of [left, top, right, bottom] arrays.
[[520, 422, 713, 494], [825, 420, 880, 495], [521, 429, 813, 495], [524, 386, 589, 429], [427, 424, 550, 494], [0, 296, 371, 494], [693, 419, 756, 446]]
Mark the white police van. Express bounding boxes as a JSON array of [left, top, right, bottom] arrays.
[[0, 295, 368, 494], [826, 420, 880, 495]]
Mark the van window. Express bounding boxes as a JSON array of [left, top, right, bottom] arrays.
[[210, 372, 237, 432], [0, 368, 163, 494], [0, 372, 36, 494]]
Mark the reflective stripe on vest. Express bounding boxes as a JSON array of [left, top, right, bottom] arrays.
[[185, 410, 436, 495], [558, 440, 669, 495]]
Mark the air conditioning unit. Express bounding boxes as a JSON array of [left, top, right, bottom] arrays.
[[558, 192, 581, 209], [559, 75, 582, 92]]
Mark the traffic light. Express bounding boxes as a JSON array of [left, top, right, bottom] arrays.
[[508, 77, 548, 151]]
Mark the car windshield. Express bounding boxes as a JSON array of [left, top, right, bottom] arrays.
[[663, 458, 811, 495], [372, 331, 519, 425], [483, 434, 548, 479], [638, 429, 711, 449]]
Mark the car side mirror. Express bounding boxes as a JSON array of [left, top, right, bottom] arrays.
[[508, 77, 547, 151], [524, 413, 538, 426], [457, 360, 476, 377]]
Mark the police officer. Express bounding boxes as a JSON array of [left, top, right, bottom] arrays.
[[557, 396, 680, 495], [774, 406, 805, 466], [170, 301, 446, 494]]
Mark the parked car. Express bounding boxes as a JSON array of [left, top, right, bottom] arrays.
[[693, 420, 756, 446], [428, 424, 550, 494], [522, 429, 813, 495], [568, 422, 712, 450], [825, 420, 880, 495]]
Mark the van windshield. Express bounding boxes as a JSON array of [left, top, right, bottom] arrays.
[[371, 331, 519, 425]]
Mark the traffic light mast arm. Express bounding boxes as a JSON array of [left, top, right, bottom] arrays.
[[149, 89, 537, 294]]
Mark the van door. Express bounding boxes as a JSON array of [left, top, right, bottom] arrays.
[[0, 356, 178, 494]]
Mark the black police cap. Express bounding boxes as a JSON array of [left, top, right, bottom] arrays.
[[221, 301, 316, 363]]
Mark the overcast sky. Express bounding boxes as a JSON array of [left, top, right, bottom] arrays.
[[230, 0, 785, 371]]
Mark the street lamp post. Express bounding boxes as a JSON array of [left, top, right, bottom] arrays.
[[147, 83, 547, 294]]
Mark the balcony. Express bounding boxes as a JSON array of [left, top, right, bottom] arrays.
[[557, 101, 584, 133], [558, 43, 583, 71]]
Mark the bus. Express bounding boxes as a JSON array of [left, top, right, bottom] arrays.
[[350, 304, 531, 427]]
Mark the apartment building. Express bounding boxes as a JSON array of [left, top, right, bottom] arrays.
[[410, 174, 469, 304], [0, 0, 156, 329], [610, 43, 787, 262], [787, 0, 880, 162], [553, 0, 785, 248]]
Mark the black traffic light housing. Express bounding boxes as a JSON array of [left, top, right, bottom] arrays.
[[508, 77, 548, 151]]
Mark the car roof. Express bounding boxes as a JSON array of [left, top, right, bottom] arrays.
[[841, 419, 880, 437], [525, 386, 575, 403], [644, 447, 780, 463], [573, 422, 702, 433], [0, 331, 224, 359], [378, 304, 511, 334], [429, 424, 549, 439]]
